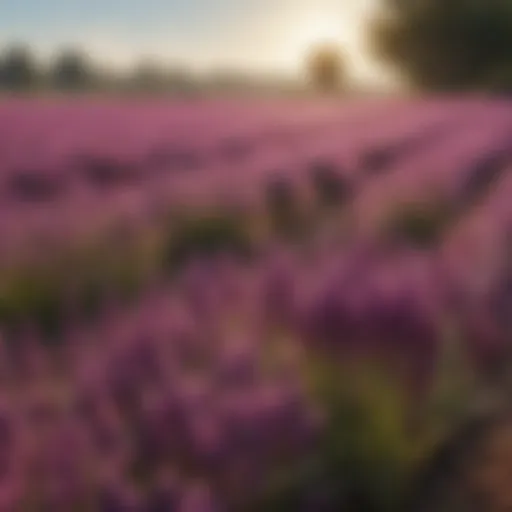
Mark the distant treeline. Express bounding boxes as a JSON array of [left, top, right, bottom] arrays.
[[0, 44, 307, 95], [6, 0, 512, 97]]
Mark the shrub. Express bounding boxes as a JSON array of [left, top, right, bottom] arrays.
[[0, 272, 64, 339], [304, 357, 423, 512], [382, 198, 453, 248], [163, 211, 254, 272]]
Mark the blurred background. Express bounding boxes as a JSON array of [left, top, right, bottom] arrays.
[[0, 0, 377, 95], [2, 0, 512, 96]]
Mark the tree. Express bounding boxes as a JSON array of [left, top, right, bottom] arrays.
[[50, 48, 93, 91], [129, 58, 168, 93], [0, 44, 38, 91], [166, 67, 195, 93], [306, 44, 345, 92], [370, 0, 512, 92]]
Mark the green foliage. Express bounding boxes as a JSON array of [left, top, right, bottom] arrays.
[[0, 271, 63, 339], [416, 320, 478, 474], [484, 65, 512, 94], [371, 0, 512, 92], [0, 239, 157, 336], [130, 58, 169, 93], [163, 211, 254, 271], [382, 197, 452, 248], [77, 276, 105, 321], [252, 454, 340, 512], [50, 48, 93, 91], [0, 44, 39, 91], [304, 357, 424, 512]]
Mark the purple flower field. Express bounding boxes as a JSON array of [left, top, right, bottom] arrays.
[[1, 97, 512, 510]]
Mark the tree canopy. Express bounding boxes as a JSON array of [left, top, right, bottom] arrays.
[[50, 49, 94, 90], [306, 44, 345, 92], [0, 44, 38, 90], [370, 0, 512, 92]]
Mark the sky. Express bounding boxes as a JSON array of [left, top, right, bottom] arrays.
[[0, 0, 391, 84]]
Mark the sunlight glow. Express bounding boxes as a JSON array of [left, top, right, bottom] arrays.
[[279, 9, 359, 75], [293, 17, 345, 54]]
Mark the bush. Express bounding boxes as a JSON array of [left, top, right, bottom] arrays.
[[0, 272, 64, 339], [0, 44, 39, 91], [382, 198, 453, 248], [304, 357, 423, 512], [163, 211, 254, 272]]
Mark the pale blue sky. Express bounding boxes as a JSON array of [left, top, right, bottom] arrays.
[[0, 0, 385, 81]]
